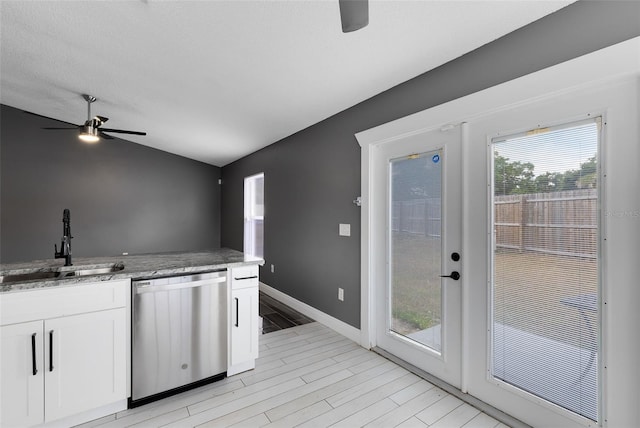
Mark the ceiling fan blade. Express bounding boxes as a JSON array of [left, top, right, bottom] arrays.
[[99, 128, 146, 136], [42, 127, 80, 130], [24, 111, 81, 127], [339, 0, 368, 33], [98, 131, 114, 140]]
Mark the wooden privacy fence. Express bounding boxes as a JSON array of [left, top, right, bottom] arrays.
[[494, 189, 597, 258], [393, 189, 597, 258], [392, 198, 441, 238]]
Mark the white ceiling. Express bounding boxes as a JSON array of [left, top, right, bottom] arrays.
[[1, 0, 572, 167]]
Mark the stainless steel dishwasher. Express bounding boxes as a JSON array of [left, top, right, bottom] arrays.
[[130, 270, 227, 407]]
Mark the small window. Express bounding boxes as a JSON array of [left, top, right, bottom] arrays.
[[244, 173, 264, 258]]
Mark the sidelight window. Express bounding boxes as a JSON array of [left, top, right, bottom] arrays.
[[244, 173, 264, 258]]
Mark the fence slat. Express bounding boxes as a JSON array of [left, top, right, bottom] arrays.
[[495, 189, 597, 258], [393, 189, 597, 259]]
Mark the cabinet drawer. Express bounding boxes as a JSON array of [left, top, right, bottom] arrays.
[[0, 279, 129, 326], [230, 265, 259, 290]]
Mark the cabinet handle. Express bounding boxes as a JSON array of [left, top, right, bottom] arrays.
[[234, 276, 258, 281], [235, 297, 239, 327], [49, 330, 54, 372], [31, 333, 38, 376]]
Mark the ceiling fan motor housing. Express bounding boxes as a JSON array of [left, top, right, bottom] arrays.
[[79, 120, 100, 143]]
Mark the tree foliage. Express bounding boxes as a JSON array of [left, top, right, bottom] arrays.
[[494, 153, 535, 195], [392, 151, 597, 199], [494, 152, 597, 196]]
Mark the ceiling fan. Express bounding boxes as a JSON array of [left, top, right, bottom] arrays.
[[339, 0, 368, 33], [42, 94, 146, 143]]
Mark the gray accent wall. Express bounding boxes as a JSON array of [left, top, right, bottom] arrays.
[[221, 1, 640, 329], [1, 104, 221, 263]]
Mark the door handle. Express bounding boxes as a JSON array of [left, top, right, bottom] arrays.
[[440, 271, 460, 280], [49, 330, 54, 372], [31, 333, 38, 376], [235, 297, 239, 327]]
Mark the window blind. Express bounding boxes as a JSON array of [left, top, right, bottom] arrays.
[[491, 118, 600, 421]]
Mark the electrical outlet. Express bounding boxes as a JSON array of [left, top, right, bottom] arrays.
[[271, 264, 275, 273], [338, 288, 344, 301]]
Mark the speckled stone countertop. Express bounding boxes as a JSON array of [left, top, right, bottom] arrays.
[[0, 248, 263, 293]]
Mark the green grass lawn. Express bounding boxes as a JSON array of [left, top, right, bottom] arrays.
[[390, 232, 598, 349], [494, 250, 598, 348], [390, 233, 442, 336]]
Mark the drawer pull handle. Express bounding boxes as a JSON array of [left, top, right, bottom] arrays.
[[31, 333, 38, 376], [235, 297, 239, 327], [49, 330, 54, 372], [234, 275, 258, 281]]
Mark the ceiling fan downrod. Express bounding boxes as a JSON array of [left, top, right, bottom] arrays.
[[79, 94, 100, 142], [82, 94, 97, 122], [339, 0, 369, 33]]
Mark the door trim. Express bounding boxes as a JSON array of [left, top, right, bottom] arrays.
[[357, 124, 458, 351], [372, 131, 463, 386]]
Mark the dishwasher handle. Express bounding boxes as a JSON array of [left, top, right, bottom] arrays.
[[135, 276, 226, 294]]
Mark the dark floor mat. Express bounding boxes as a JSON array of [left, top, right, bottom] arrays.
[[259, 291, 314, 334]]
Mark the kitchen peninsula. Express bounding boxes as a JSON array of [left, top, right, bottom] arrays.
[[0, 248, 263, 427]]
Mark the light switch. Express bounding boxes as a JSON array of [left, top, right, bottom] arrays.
[[339, 223, 351, 237]]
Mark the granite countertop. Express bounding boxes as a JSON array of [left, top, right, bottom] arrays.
[[0, 248, 263, 293]]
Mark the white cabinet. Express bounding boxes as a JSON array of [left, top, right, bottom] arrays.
[[0, 279, 128, 427], [0, 321, 45, 427], [44, 308, 126, 422], [227, 265, 259, 376], [230, 286, 259, 365]]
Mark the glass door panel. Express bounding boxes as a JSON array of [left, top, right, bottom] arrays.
[[375, 125, 462, 388], [389, 150, 443, 353], [491, 118, 600, 422]]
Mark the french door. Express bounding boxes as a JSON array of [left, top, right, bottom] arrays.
[[374, 125, 462, 387], [360, 41, 640, 426]]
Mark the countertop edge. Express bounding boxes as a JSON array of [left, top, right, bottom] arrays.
[[1, 250, 263, 294]]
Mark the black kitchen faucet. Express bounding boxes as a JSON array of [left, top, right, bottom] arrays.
[[54, 208, 73, 266]]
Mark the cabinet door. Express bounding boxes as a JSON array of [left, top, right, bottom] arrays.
[[230, 286, 259, 366], [44, 308, 126, 423], [0, 321, 45, 427]]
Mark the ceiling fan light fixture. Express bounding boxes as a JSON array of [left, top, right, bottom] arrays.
[[79, 133, 99, 143], [79, 125, 99, 143]]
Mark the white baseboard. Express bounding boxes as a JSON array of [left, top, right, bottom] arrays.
[[259, 282, 362, 344], [43, 399, 127, 428]]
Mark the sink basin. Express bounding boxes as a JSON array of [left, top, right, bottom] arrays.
[[63, 264, 125, 277], [0, 271, 63, 283], [0, 263, 125, 284]]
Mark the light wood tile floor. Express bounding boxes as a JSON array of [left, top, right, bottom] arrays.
[[78, 323, 507, 428]]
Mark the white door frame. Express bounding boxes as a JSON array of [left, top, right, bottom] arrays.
[[356, 37, 640, 426], [372, 126, 463, 387]]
